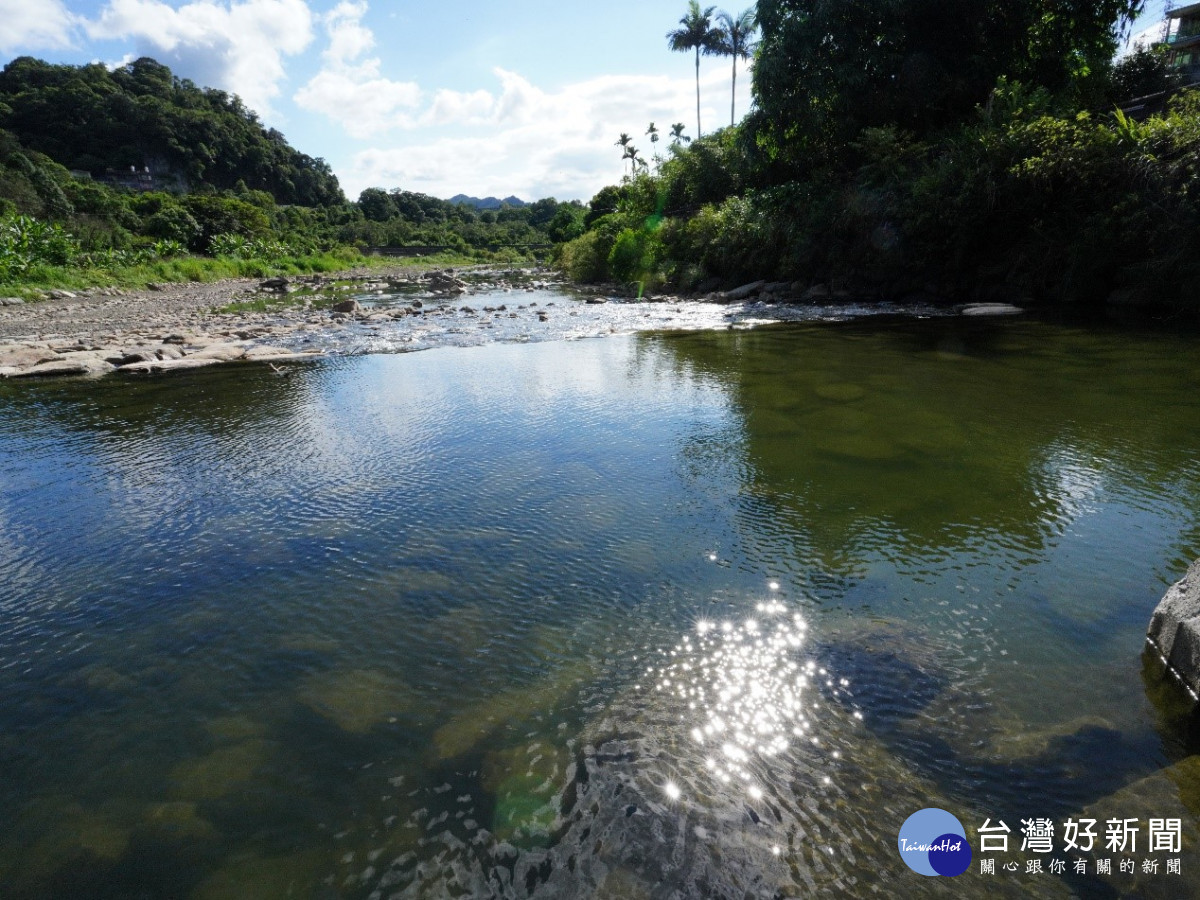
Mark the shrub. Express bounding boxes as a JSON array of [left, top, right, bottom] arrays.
[[209, 232, 299, 260], [0, 215, 78, 280], [608, 227, 663, 283], [144, 206, 201, 245], [559, 229, 616, 283]]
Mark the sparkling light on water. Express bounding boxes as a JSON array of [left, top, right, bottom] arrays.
[[647, 592, 855, 803]]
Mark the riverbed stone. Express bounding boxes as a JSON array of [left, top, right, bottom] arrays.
[[117, 357, 220, 373], [0, 346, 56, 368], [1147, 559, 1200, 701], [721, 280, 767, 302], [1074, 754, 1200, 897], [188, 343, 247, 361], [12, 358, 114, 377], [961, 302, 1024, 317], [298, 668, 416, 733]]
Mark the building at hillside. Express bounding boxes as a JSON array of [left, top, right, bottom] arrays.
[[1160, 2, 1200, 83]]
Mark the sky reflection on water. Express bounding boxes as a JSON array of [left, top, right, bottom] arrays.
[[0, 315, 1199, 897]]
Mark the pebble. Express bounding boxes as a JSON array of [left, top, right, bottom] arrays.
[[0, 266, 571, 380]]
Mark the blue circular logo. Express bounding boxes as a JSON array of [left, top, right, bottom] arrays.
[[898, 808, 972, 877]]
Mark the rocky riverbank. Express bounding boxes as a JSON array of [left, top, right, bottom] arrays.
[[0, 267, 1016, 380], [0, 266, 500, 378]]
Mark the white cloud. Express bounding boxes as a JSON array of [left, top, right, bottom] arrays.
[[86, 0, 314, 118], [322, 0, 373, 62], [287, 0, 753, 201], [424, 87, 495, 128], [294, 0, 421, 138], [342, 65, 753, 201], [0, 0, 76, 51], [1121, 19, 1165, 55]]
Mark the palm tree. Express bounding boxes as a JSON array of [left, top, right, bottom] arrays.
[[667, 1, 721, 139], [670, 122, 690, 145], [646, 122, 661, 168], [622, 143, 640, 178], [616, 132, 632, 176], [714, 9, 757, 128]]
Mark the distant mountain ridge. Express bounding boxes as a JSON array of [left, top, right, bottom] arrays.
[[447, 194, 526, 209]]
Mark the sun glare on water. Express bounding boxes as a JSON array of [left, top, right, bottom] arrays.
[[643, 586, 858, 805]]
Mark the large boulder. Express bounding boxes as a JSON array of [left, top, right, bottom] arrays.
[[1147, 559, 1200, 700], [715, 280, 766, 303]]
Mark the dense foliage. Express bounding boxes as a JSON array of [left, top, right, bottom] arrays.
[[559, 0, 1200, 309], [344, 189, 585, 253], [0, 56, 586, 286], [749, 0, 1142, 169], [0, 57, 343, 207]]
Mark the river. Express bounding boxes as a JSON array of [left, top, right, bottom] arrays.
[[1, 288, 1198, 898]]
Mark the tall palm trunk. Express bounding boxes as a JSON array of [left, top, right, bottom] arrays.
[[730, 57, 736, 127], [695, 47, 702, 138]]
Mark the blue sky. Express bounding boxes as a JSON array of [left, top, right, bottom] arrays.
[[0, 1, 1161, 202], [1125, 0, 1173, 50], [1, 0, 756, 201]]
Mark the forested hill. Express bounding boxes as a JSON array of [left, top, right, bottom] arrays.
[[0, 56, 343, 207]]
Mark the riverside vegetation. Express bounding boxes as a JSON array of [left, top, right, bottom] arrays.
[[1, 2, 1195, 313], [0, 57, 585, 295], [562, 0, 1200, 311]]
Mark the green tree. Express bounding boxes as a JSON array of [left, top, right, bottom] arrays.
[[623, 143, 641, 178], [183, 194, 269, 251], [647, 122, 662, 169], [751, 0, 1143, 171], [714, 9, 758, 127], [668, 1, 723, 139], [1107, 45, 1179, 104], [616, 132, 633, 176], [0, 56, 344, 207], [585, 185, 622, 227], [358, 187, 393, 222], [670, 123, 691, 144], [547, 204, 585, 243]]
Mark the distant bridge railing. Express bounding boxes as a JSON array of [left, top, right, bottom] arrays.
[[363, 244, 554, 258], [1118, 79, 1200, 120]]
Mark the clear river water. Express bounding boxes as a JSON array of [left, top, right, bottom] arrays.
[[2, 284, 1200, 898]]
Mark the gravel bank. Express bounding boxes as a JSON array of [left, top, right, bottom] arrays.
[[0, 266, 478, 378]]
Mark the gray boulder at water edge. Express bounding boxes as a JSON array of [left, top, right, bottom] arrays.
[[1147, 559, 1200, 701]]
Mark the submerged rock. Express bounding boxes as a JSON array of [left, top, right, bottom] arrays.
[[298, 668, 416, 734], [169, 739, 271, 801], [1147, 559, 1200, 702], [1074, 755, 1200, 898]]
